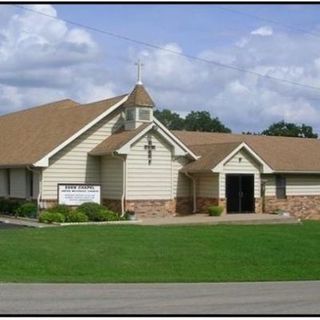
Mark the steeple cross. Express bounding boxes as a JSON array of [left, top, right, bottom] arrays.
[[144, 135, 156, 165], [135, 59, 144, 85]]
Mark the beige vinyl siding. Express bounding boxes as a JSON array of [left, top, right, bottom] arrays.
[[10, 168, 26, 198], [196, 173, 219, 198], [262, 174, 276, 196], [0, 169, 7, 197], [126, 132, 173, 200], [220, 149, 261, 198], [172, 156, 191, 198], [101, 155, 123, 199], [42, 111, 123, 199], [263, 174, 320, 196]]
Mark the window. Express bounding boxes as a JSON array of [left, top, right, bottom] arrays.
[[126, 108, 135, 121], [139, 108, 151, 121], [276, 175, 286, 199], [26, 170, 33, 199], [6, 169, 10, 197]]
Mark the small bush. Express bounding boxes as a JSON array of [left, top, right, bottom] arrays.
[[77, 202, 107, 221], [47, 204, 71, 215], [0, 199, 24, 215], [77, 202, 121, 222], [16, 202, 37, 218], [64, 210, 88, 223], [39, 211, 65, 224], [208, 205, 224, 216]]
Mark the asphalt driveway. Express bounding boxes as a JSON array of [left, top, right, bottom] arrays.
[[0, 281, 319, 314]]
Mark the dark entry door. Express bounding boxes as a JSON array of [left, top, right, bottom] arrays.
[[226, 174, 254, 213]]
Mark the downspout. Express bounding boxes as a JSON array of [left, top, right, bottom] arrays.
[[111, 152, 126, 216], [184, 172, 197, 213], [26, 166, 42, 216]]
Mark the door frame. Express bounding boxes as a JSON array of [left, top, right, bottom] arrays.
[[225, 174, 255, 214]]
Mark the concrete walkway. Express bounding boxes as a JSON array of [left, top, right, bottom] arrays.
[[140, 213, 300, 226], [0, 215, 53, 228], [0, 213, 299, 228]]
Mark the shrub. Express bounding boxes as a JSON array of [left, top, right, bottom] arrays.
[[0, 199, 24, 215], [103, 210, 121, 221], [208, 205, 224, 217], [77, 202, 106, 221], [39, 211, 65, 224], [47, 204, 71, 215], [64, 210, 88, 223], [77, 202, 121, 222], [16, 202, 37, 218]]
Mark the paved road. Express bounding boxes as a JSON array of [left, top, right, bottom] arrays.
[[0, 281, 319, 314]]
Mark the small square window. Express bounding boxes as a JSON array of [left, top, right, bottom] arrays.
[[139, 108, 151, 121]]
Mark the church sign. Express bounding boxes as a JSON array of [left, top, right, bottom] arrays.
[[58, 184, 101, 206]]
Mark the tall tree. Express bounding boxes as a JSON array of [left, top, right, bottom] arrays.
[[184, 111, 231, 133], [153, 109, 185, 130], [261, 121, 318, 138]]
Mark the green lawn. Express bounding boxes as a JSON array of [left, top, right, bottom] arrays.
[[0, 221, 319, 283]]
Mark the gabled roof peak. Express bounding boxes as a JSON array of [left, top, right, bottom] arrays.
[[123, 84, 155, 108]]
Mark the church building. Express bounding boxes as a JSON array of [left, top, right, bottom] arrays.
[[1, 67, 320, 220]]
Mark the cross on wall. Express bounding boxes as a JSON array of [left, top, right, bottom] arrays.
[[144, 135, 156, 165]]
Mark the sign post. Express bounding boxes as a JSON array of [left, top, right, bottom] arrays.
[[58, 184, 101, 206]]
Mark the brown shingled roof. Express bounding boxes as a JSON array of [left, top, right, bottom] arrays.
[[180, 142, 242, 172], [0, 95, 126, 167], [123, 84, 155, 108], [89, 123, 151, 156], [173, 131, 320, 172]]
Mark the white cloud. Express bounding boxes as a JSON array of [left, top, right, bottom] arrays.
[[130, 27, 320, 133], [251, 26, 273, 36], [0, 5, 116, 114], [1, 6, 320, 135]]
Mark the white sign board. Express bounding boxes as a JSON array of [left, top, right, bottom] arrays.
[[58, 184, 101, 206]]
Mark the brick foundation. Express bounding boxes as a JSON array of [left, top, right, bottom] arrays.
[[40, 199, 57, 209], [125, 199, 176, 218], [175, 197, 193, 215], [196, 197, 219, 213], [255, 197, 263, 214], [264, 195, 320, 220], [103, 199, 122, 213]]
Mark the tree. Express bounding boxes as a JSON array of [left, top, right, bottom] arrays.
[[261, 121, 318, 138], [153, 109, 185, 130], [184, 111, 231, 133]]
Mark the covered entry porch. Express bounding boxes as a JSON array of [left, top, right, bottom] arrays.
[[184, 142, 272, 215]]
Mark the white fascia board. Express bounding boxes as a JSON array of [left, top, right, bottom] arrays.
[[116, 122, 187, 156], [153, 118, 199, 160], [33, 95, 128, 167], [211, 142, 273, 174]]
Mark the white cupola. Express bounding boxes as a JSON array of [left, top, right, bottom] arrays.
[[124, 60, 155, 130]]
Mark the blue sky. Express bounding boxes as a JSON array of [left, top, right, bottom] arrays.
[[1, 4, 320, 133]]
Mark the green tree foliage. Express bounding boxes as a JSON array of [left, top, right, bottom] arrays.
[[184, 111, 231, 133], [154, 109, 231, 133], [261, 121, 318, 138], [153, 109, 185, 130]]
